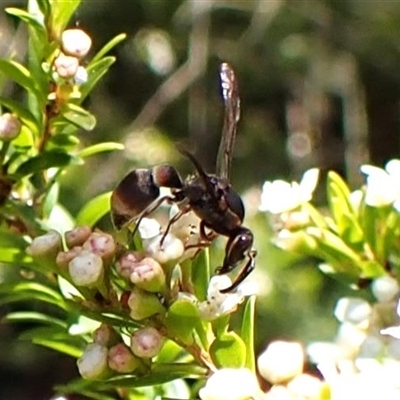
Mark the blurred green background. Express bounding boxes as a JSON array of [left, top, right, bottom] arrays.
[[1, 0, 400, 398]]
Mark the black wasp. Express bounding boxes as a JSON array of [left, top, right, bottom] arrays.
[[111, 63, 256, 293]]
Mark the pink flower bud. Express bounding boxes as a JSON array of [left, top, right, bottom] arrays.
[[82, 231, 116, 263], [68, 250, 104, 287], [77, 343, 108, 379], [130, 327, 164, 358], [0, 113, 21, 141], [127, 287, 165, 320], [56, 246, 82, 268], [115, 251, 144, 279], [54, 53, 79, 79], [108, 343, 141, 373], [130, 257, 166, 293], [93, 324, 121, 347], [61, 28, 92, 58], [27, 230, 62, 258], [65, 226, 92, 248]]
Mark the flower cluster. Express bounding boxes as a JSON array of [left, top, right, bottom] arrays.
[[48, 28, 92, 102], [27, 211, 254, 383], [258, 159, 400, 399]]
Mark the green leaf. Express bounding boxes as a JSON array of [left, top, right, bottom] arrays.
[[91, 33, 127, 64], [35, 0, 51, 19], [165, 297, 200, 344], [15, 151, 78, 177], [61, 103, 97, 131], [12, 125, 35, 149], [76, 191, 112, 226], [4, 311, 67, 328], [0, 59, 40, 97], [191, 248, 210, 301], [209, 331, 247, 368], [0, 96, 40, 136], [47, 133, 80, 151], [80, 56, 116, 101], [19, 326, 86, 357], [241, 296, 256, 372], [78, 142, 124, 158], [327, 171, 364, 243], [5, 7, 47, 40], [0, 281, 67, 310], [0, 228, 32, 265], [50, 0, 82, 39]]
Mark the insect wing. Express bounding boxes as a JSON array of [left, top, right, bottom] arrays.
[[216, 63, 241, 180]]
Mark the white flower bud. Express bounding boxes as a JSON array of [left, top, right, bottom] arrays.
[[372, 276, 399, 303], [334, 297, 372, 325], [61, 28, 92, 58], [27, 230, 62, 258], [54, 53, 79, 79], [130, 327, 164, 358], [77, 343, 108, 379], [127, 287, 165, 320], [257, 341, 304, 384], [68, 250, 104, 287], [74, 66, 88, 84], [199, 368, 261, 400], [108, 343, 141, 373], [0, 113, 21, 141], [130, 257, 166, 292], [145, 233, 184, 264]]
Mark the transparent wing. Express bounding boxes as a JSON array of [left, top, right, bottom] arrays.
[[216, 62, 241, 179]]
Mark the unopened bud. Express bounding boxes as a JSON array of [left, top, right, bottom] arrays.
[[108, 343, 141, 373], [74, 66, 88, 84], [130, 327, 164, 358], [130, 257, 166, 293], [77, 343, 108, 379], [372, 276, 399, 303], [27, 230, 62, 258], [257, 341, 304, 384], [145, 233, 184, 265], [54, 53, 79, 79], [82, 231, 116, 264], [115, 251, 144, 279], [68, 250, 104, 287], [93, 324, 120, 347], [0, 113, 21, 141], [127, 287, 165, 320], [61, 28, 92, 58], [56, 246, 82, 268], [65, 226, 92, 248]]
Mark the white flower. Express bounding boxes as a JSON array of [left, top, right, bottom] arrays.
[[371, 276, 399, 303], [259, 168, 319, 214], [144, 233, 184, 264], [257, 341, 304, 384], [334, 297, 372, 325], [77, 343, 108, 379], [199, 368, 262, 400], [198, 276, 256, 321], [361, 160, 400, 209]]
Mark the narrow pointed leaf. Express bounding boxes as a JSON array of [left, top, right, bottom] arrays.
[[77, 142, 124, 158], [76, 191, 112, 226], [62, 103, 96, 131], [241, 295, 256, 372]]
